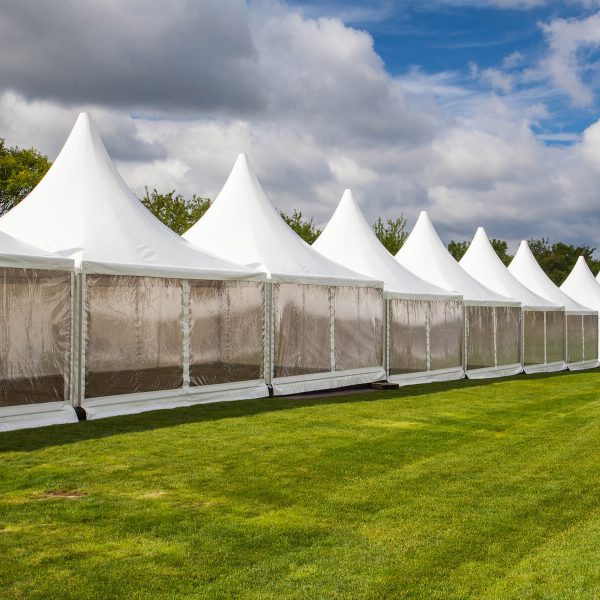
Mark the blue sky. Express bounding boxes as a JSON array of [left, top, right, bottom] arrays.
[[293, 0, 600, 142]]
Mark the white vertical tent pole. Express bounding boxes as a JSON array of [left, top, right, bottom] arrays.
[[581, 314, 586, 363], [384, 298, 390, 378], [493, 307, 498, 368], [67, 272, 76, 405], [182, 280, 190, 389], [329, 286, 336, 372], [78, 273, 87, 406], [543, 311, 547, 366], [463, 305, 468, 372], [426, 302, 431, 372], [264, 282, 274, 388], [520, 309, 525, 368]]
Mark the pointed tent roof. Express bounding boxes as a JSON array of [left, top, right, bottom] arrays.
[[0, 113, 260, 281], [312, 189, 460, 300], [0, 230, 73, 271], [560, 256, 600, 312], [460, 227, 560, 311], [508, 242, 594, 315], [183, 154, 380, 287], [395, 211, 519, 306]]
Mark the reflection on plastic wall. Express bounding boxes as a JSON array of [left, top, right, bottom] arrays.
[[545, 311, 565, 364], [583, 314, 598, 361], [523, 310, 544, 366], [466, 305, 495, 370], [333, 286, 383, 371], [189, 281, 264, 385], [567, 314, 584, 363], [85, 275, 183, 398], [495, 306, 520, 366], [0, 268, 71, 406], [389, 299, 427, 374], [273, 283, 331, 378], [429, 300, 463, 371]]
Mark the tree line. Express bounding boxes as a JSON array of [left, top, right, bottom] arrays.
[[1, 137, 598, 285]]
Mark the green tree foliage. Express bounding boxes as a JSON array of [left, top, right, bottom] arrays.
[[0, 138, 51, 215], [140, 188, 212, 235], [447, 240, 470, 261], [528, 238, 600, 285], [490, 239, 512, 266], [373, 216, 408, 255], [280, 209, 322, 244], [448, 239, 512, 265]]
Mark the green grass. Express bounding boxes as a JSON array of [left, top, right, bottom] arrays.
[[2, 371, 600, 599]]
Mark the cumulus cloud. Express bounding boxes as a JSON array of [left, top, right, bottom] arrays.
[[2, 0, 600, 248]]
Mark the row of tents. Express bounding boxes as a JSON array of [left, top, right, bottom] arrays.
[[0, 113, 598, 432]]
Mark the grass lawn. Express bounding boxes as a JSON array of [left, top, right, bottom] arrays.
[[1, 371, 600, 599]]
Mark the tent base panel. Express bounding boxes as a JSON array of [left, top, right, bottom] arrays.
[[82, 379, 269, 420], [272, 367, 386, 396], [0, 401, 79, 432], [523, 361, 567, 374], [466, 363, 523, 380], [388, 367, 465, 387], [567, 360, 599, 372]]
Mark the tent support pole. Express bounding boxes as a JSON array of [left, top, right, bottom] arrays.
[[182, 280, 190, 389], [493, 307, 498, 368], [329, 287, 336, 373], [264, 282, 274, 394], [543, 311, 547, 366], [384, 298, 390, 379], [70, 273, 86, 419], [463, 305, 468, 372], [425, 302, 431, 373]]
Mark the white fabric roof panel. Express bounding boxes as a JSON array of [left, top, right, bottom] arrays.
[[0, 231, 73, 271], [312, 190, 460, 300], [460, 227, 560, 311], [0, 114, 261, 281], [561, 256, 600, 312], [508, 242, 595, 315], [184, 154, 381, 287], [395, 211, 519, 307]]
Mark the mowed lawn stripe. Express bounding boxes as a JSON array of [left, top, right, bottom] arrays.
[[1, 371, 600, 599]]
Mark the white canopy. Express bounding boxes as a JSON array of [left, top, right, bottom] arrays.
[[0, 113, 260, 281], [508, 242, 594, 315], [0, 231, 73, 271], [561, 256, 600, 312], [460, 227, 561, 311], [184, 154, 381, 287], [312, 190, 460, 300], [395, 211, 519, 307]]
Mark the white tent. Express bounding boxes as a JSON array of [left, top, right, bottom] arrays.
[[184, 156, 386, 394], [509, 242, 598, 370], [560, 256, 600, 357], [0, 233, 76, 431], [313, 189, 464, 384], [0, 113, 268, 421], [460, 228, 566, 374], [396, 212, 522, 379]]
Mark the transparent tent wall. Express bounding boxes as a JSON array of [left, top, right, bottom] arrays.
[[545, 310, 565, 364], [85, 275, 183, 398], [333, 286, 383, 371], [389, 299, 427, 375], [388, 299, 462, 375], [272, 283, 331, 378], [0, 268, 71, 406], [429, 300, 463, 371], [583, 314, 598, 362], [465, 305, 495, 370], [523, 310, 545, 367], [495, 306, 521, 366], [566, 314, 584, 364], [189, 281, 264, 385]]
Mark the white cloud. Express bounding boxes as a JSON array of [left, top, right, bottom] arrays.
[[2, 0, 600, 248]]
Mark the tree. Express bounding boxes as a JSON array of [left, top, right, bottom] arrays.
[[447, 240, 470, 261], [528, 238, 600, 286], [490, 238, 512, 266], [140, 188, 212, 235], [280, 209, 322, 244], [373, 216, 408, 255], [0, 138, 51, 215]]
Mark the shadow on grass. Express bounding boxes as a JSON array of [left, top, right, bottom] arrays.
[[0, 369, 590, 453]]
